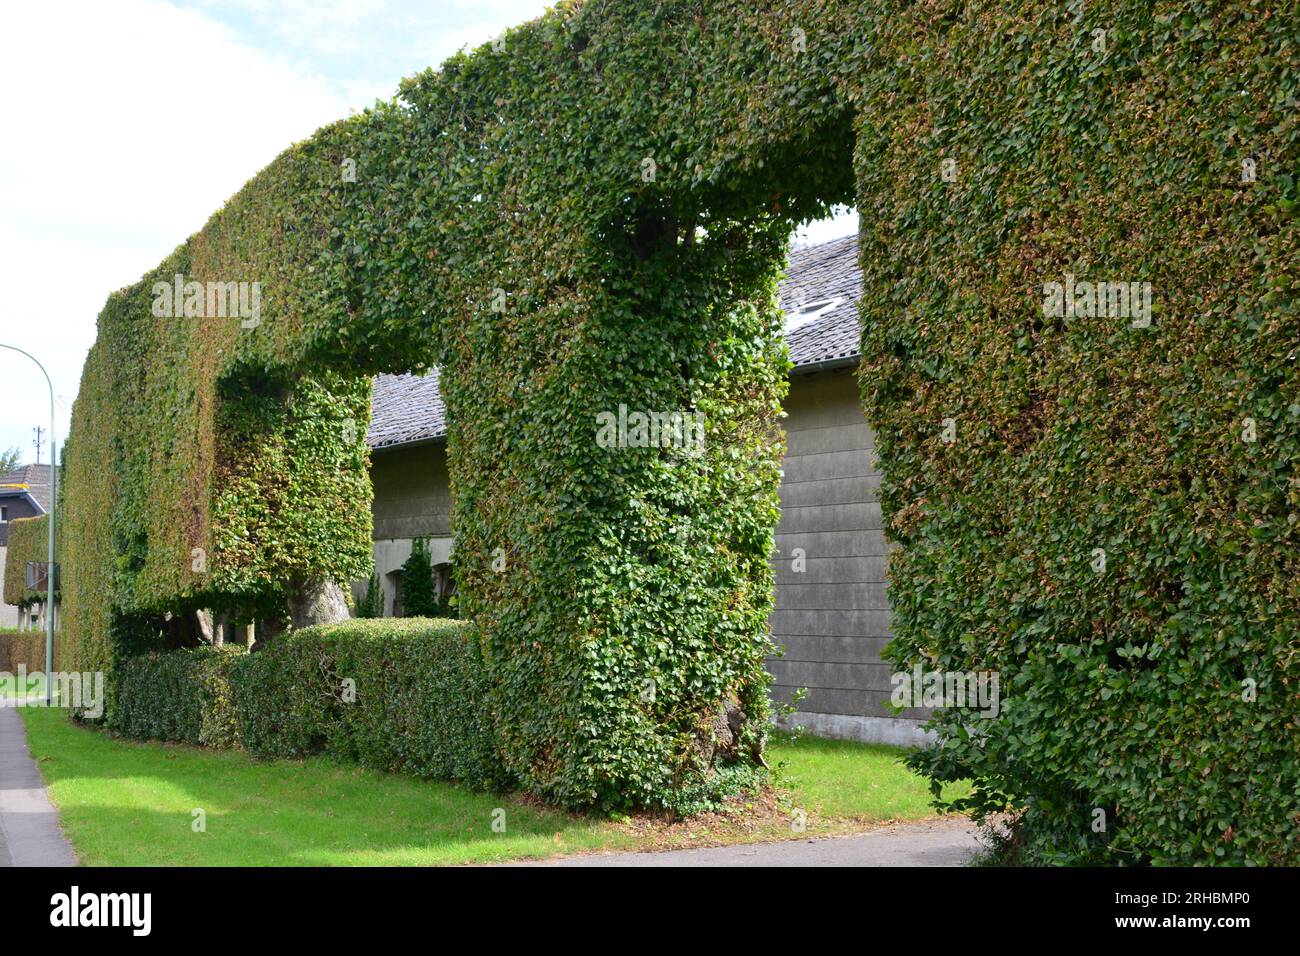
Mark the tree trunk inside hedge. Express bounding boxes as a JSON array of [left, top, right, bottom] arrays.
[[160, 612, 193, 649], [194, 609, 214, 645], [287, 579, 350, 631]]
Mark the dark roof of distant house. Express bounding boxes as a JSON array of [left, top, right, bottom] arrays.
[[780, 234, 862, 372], [367, 233, 861, 451], [368, 367, 446, 452], [0, 463, 52, 513]]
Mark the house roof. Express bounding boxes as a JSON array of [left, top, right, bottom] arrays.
[[780, 234, 863, 373], [368, 367, 448, 451], [0, 463, 53, 513], [367, 233, 862, 451]]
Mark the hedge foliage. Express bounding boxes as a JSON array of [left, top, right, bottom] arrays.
[[2, 515, 56, 608], [62, 247, 373, 695], [111, 619, 507, 790], [66, 0, 841, 811], [112, 645, 241, 747], [0, 629, 61, 673], [65, 0, 1297, 843], [857, 3, 1299, 864]]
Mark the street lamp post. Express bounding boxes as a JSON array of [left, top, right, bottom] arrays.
[[0, 343, 56, 706]]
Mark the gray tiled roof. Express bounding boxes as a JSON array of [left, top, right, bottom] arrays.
[[367, 234, 861, 451], [781, 234, 862, 372], [0, 464, 52, 512], [368, 367, 446, 451]]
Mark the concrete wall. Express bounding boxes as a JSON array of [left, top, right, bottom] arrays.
[[371, 443, 453, 540], [364, 443, 454, 617], [770, 368, 930, 745]]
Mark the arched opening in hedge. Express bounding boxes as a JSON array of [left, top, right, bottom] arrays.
[[64, 1, 872, 812]]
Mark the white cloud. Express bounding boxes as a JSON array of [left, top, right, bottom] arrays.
[[0, 0, 845, 466], [179, 0, 554, 92], [793, 208, 859, 249], [0, 0, 354, 457]]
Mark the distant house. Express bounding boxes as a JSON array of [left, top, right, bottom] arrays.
[[363, 235, 928, 745], [0, 463, 53, 629]]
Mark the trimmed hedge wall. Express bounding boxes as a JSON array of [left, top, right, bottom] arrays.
[[64, 0, 1297, 847], [857, 2, 1299, 864], [2, 515, 55, 608], [65, 0, 849, 812], [110, 619, 507, 790], [0, 629, 61, 673], [112, 645, 241, 747]]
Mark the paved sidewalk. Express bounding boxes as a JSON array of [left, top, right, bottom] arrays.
[[0, 703, 77, 866], [523, 817, 980, 867]]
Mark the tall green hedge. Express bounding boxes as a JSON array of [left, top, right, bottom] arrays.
[[2, 515, 56, 608], [65, 0, 845, 812], [65, 0, 1297, 844], [856, 2, 1298, 864]]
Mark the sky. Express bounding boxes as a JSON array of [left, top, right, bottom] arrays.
[[0, 0, 856, 469]]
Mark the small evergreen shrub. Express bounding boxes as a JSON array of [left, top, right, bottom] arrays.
[[356, 573, 383, 618], [398, 538, 438, 618]]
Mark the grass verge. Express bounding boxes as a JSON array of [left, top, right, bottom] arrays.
[[19, 708, 968, 865], [0, 673, 44, 698]]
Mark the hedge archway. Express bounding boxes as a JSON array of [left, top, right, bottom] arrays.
[[62, 0, 1298, 859]]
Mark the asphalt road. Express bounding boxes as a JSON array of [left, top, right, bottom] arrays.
[[0, 702, 77, 867], [521, 817, 981, 867]]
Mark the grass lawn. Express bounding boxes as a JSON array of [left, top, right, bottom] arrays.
[[770, 732, 963, 821], [19, 708, 967, 866]]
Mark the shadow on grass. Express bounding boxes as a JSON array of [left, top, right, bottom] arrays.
[[20, 710, 962, 866], [19, 707, 628, 866]]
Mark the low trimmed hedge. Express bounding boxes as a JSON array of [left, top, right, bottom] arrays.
[[112, 645, 241, 747], [0, 628, 61, 672], [110, 618, 509, 791]]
